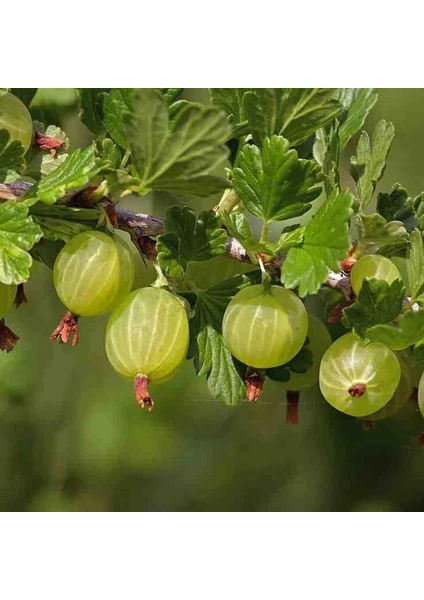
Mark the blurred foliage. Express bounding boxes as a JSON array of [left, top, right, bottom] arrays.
[[1, 89, 424, 512]]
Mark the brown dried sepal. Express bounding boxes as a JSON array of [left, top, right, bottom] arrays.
[[348, 383, 366, 398], [0, 319, 19, 352], [134, 375, 154, 410], [34, 129, 65, 155], [49, 311, 79, 346], [286, 390, 300, 425], [14, 284, 27, 308], [245, 368, 265, 402]]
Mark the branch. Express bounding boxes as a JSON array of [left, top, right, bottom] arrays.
[[2, 181, 349, 294]]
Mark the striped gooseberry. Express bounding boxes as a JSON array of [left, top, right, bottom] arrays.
[[105, 287, 190, 409], [319, 333, 401, 417], [222, 284, 308, 369], [50, 231, 135, 345], [350, 255, 401, 296]]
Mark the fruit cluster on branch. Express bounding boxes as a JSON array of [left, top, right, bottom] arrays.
[[1, 87, 424, 443]]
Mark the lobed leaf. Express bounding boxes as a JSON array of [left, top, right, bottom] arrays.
[[342, 278, 405, 337], [244, 88, 343, 147], [281, 189, 353, 297], [337, 88, 378, 149], [123, 89, 231, 196], [367, 310, 424, 350], [157, 206, 227, 277], [233, 135, 323, 223], [350, 120, 395, 208], [0, 200, 43, 284], [23, 144, 101, 205]]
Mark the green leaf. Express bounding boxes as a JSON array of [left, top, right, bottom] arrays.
[[10, 88, 38, 107], [123, 89, 231, 196], [377, 183, 418, 233], [342, 278, 405, 337], [79, 88, 109, 134], [233, 135, 323, 222], [98, 88, 134, 148], [30, 239, 64, 270], [276, 227, 305, 252], [313, 120, 340, 193], [350, 120, 395, 208], [209, 88, 251, 138], [367, 310, 424, 350], [407, 229, 424, 301], [357, 213, 409, 254], [23, 144, 101, 205], [32, 216, 91, 242], [157, 206, 227, 277], [189, 273, 258, 405], [337, 88, 378, 149], [0, 200, 43, 284], [0, 130, 25, 179], [244, 88, 343, 147], [266, 346, 313, 382], [161, 88, 183, 106], [281, 189, 353, 297]]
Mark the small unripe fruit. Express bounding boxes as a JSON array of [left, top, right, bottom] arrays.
[[222, 284, 308, 369]]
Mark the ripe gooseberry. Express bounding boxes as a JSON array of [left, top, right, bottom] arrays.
[[350, 254, 401, 296], [105, 287, 190, 409], [50, 231, 135, 345], [222, 284, 308, 369], [0, 282, 18, 352], [0, 92, 33, 153], [319, 333, 401, 417]]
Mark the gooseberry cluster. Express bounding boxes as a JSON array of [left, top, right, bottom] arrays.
[[1, 87, 423, 439]]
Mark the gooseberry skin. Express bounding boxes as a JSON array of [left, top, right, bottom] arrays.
[[0, 283, 17, 318], [418, 371, 424, 419], [350, 255, 401, 296], [105, 287, 189, 384], [53, 231, 134, 317], [222, 284, 308, 369], [0, 92, 33, 153], [366, 352, 413, 421], [102, 236, 135, 312], [282, 314, 332, 391], [319, 333, 401, 417]]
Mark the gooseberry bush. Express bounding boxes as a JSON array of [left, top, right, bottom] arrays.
[[1, 87, 424, 435]]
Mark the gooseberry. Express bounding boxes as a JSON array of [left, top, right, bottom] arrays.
[[222, 284, 308, 369], [350, 254, 401, 296], [105, 287, 190, 409], [319, 332, 401, 417]]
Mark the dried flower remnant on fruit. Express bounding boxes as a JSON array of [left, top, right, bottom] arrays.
[[245, 368, 265, 402], [134, 375, 154, 411], [0, 319, 19, 352], [348, 383, 366, 397], [49, 311, 79, 346]]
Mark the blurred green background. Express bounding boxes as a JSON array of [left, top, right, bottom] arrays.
[[1, 89, 424, 512]]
